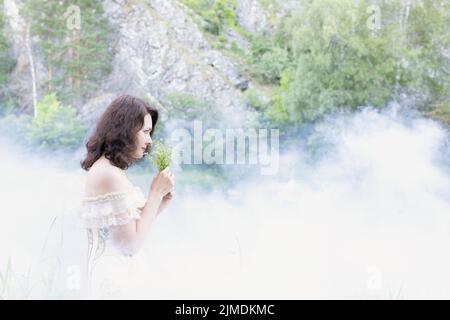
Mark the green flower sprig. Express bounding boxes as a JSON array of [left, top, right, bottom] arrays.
[[151, 141, 172, 172]]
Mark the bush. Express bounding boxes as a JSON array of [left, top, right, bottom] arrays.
[[0, 113, 33, 144], [429, 101, 450, 126], [0, 97, 19, 116], [251, 46, 290, 84], [183, 0, 239, 36], [28, 93, 86, 150], [162, 92, 224, 127], [244, 89, 267, 111]]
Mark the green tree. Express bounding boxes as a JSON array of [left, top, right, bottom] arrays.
[[22, 0, 66, 93], [273, 0, 399, 125], [22, 0, 112, 103], [251, 0, 450, 126], [0, 0, 15, 89], [59, 0, 113, 101], [405, 0, 450, 119]]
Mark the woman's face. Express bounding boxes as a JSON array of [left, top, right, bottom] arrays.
[[133, 114, 153, 159]]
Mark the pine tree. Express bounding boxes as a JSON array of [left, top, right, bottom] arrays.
[[22, 0, 66, 93], [22, 0, 112, 104], [60, 0, 113, 102]]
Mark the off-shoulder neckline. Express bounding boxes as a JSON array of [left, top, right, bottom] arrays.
[[82, 186, 142, 202]]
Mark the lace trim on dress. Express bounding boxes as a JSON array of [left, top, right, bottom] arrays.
[[82, 186, 140, 202], [79, 187, 147, 228]]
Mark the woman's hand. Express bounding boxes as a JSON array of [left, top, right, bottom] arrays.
[[149, 167, 175, 201], [157, 192, 173, 215]]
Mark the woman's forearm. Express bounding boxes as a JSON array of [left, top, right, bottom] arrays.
[[111, 193, 162, 256], [134, 192, 162, 243]]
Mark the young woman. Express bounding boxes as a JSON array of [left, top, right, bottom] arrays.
[[78, 95, 175, 299]]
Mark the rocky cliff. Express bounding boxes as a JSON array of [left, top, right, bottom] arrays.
[[2, 0, 299, 127]]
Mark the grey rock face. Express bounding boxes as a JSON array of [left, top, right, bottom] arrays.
[[78, 93, 117, 129], [235, 0, 300, 34], [101, 0, 250, 114], [235, 0, 270, 33]]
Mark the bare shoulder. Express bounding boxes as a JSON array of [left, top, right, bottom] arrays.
[[84, 159, 131, 196]]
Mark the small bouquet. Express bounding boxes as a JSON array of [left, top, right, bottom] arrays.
[[150, 141, 173, 196], [151, 141, 172, 171]]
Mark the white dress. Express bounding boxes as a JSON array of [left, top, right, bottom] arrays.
[[78, 186, 151, 299]]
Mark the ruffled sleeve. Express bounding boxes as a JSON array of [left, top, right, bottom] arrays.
[[78, 186, 147, 229]]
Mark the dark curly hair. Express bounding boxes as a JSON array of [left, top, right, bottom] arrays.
[[81, 95, 159, 171]]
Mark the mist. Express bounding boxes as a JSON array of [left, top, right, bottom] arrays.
[[1, 103, 450, 299]]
